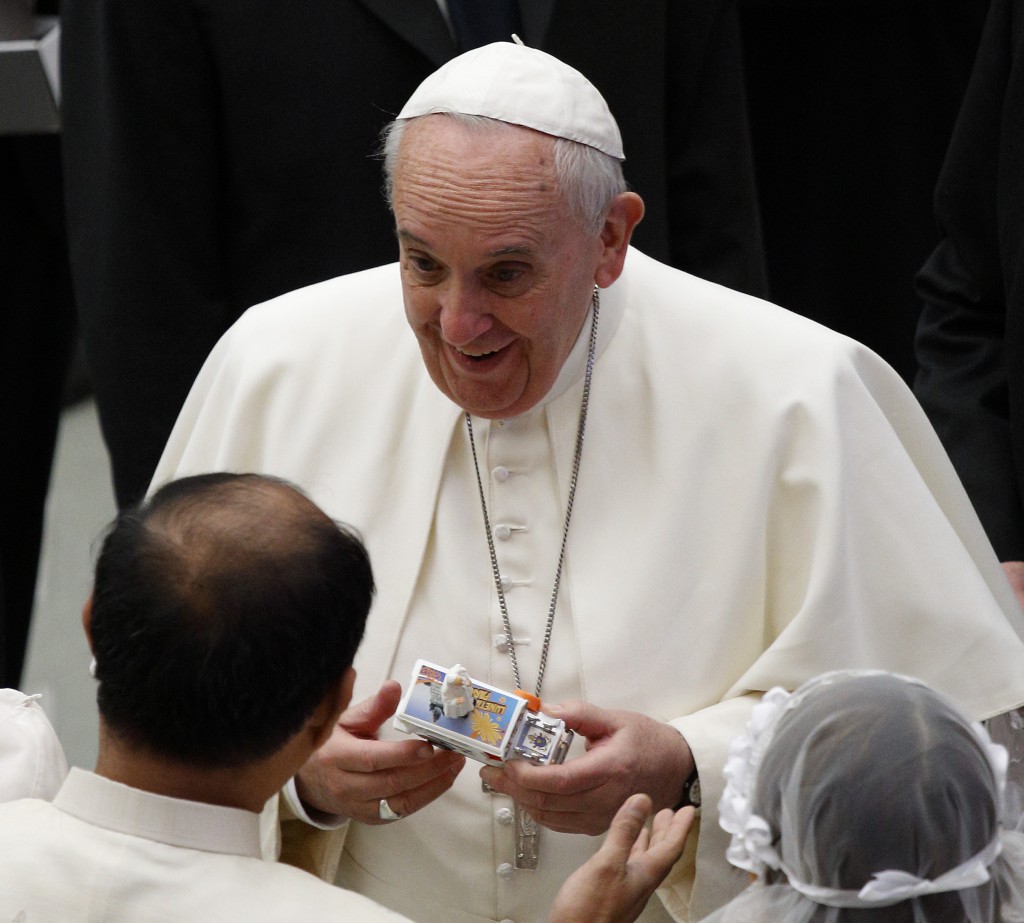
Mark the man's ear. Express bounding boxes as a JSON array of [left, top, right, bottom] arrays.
[[594, 192, 645, 289], [308, 667, 356, 751], [82, 595, 95, 653], [336, 666, 356, 715]]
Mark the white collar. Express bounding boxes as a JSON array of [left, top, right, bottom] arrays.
[[53, 768, 263, 858]]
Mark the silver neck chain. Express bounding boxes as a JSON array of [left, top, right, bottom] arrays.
[[465, 285, 600, 699]]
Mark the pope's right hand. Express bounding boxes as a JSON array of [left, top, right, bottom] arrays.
[[295, 680, 466, 824]]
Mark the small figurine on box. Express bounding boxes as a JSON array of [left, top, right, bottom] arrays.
[[441, 663, 475, 718], [394, 659, 574, 766]]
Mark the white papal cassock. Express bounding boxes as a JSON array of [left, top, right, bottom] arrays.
[[152, 247, 1024, 923]]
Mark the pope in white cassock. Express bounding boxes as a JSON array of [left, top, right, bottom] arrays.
[[152, 41, 1024, 923]]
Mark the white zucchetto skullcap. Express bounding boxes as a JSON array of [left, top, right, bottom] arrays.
[[397, 39, 625, 161]]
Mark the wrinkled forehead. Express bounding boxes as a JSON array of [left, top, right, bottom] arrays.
[[397, 114, 557, 174], [393, 116, 567, 219]]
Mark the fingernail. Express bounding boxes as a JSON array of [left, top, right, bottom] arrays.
[[545, 703, 563, 715]]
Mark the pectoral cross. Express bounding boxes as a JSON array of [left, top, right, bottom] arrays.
[[515, 802, 539, 870]]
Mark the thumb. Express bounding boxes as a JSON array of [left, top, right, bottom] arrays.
[[599, 793, 653, 863], [546, 699, 621, 740], [339, 679, 402, 736]]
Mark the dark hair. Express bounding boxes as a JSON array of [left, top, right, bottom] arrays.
[[90, 473, 374, 768]]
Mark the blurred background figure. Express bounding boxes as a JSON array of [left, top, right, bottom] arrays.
[[739, 0, 990, 383], [59, 0, 767, 510], [0, 0, 78, 689], [914, 0, 1024, 615]]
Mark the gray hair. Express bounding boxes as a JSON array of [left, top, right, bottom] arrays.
[[380, 113, 627, 234]]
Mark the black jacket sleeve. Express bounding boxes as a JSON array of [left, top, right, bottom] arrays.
[[914, 0, 1024, 561]]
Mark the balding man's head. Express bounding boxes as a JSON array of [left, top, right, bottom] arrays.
[[89, 473, 374, 768]]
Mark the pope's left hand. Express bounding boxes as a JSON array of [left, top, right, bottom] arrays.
[[478, 701, 695, 835]]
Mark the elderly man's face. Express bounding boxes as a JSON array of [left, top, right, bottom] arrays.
[[392, 117, 607, 419]]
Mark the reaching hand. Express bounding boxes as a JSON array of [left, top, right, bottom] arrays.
[[296, 680, 465, 823], [549, 793, 695, 923]]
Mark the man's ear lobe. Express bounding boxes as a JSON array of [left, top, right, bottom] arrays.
[[595, 192, 645, 289], [309, 667, 356, 750], [338, 666, 356, 715], [82, 595, 95, 650]]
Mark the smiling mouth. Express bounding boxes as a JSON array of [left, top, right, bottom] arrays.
[[454, 345, 504, 361]]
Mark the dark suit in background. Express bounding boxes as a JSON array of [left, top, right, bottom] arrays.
[[739, 0, 990, 383], [915, 0, 1024, 572], [60, 0, 767, 509], [1, 0, 77, 688]]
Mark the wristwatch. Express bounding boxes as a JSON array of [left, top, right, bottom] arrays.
[[676, 767, 701, 809]]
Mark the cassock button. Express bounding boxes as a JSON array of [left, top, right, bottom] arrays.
[[493, 466, 510, 482], [497, 862, 515, 879], [499, 574, 512, 591], [494, 524, 512, 541], [493, 634, 530, 652], [496, 807, 514, 825], [500, 919, 516, 923]]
